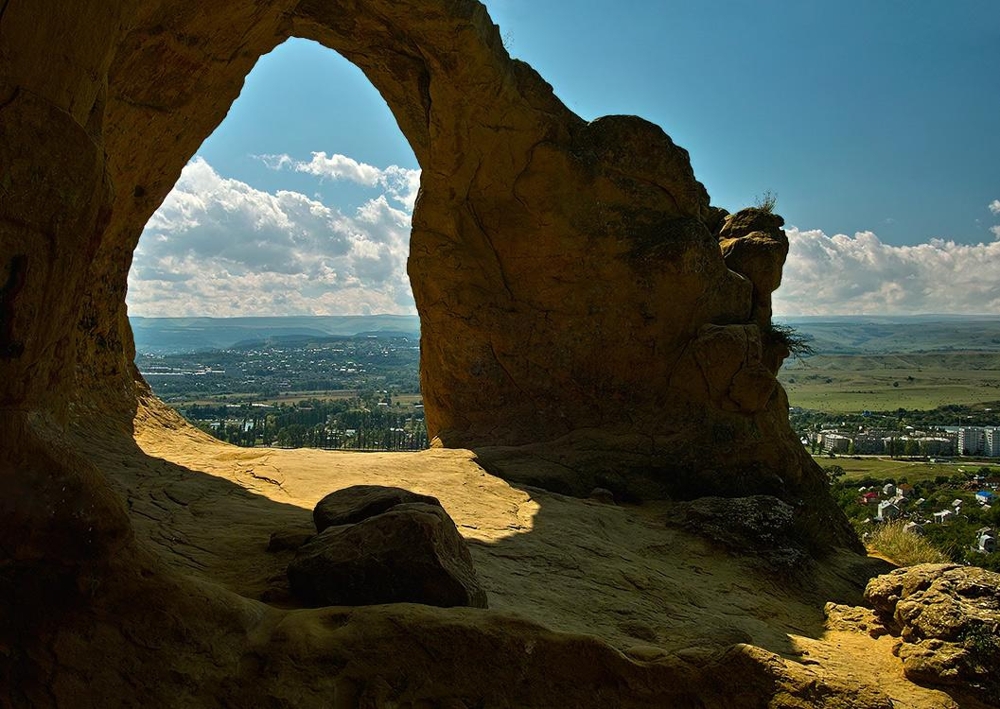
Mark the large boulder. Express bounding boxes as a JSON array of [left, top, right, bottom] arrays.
[[865, 564, 1000, 698], [288, 502, 488, 609], [312, 484, 441, 532]]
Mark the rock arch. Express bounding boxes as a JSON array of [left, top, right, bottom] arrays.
[[0, 3, 888, 706], [1, 0, 855, 550]]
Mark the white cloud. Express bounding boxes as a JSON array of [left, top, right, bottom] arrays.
[[773, 227, 1000, 316], [990, 200, 1000, 239], [259, 151, 421, 211], [128, 157, 416, 317], [131, 160, 1000, 319]]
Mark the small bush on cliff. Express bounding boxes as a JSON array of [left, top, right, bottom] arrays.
[[867, 521, 950, 566], [754, 190, 778, 213], [763, 323, 814, 359]]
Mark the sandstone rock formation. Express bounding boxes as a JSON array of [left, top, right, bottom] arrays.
[[865, 564, 1000, 700], [289, 501, 488, 608], [2, 396, 970, 708], [267, 528, 314, 552], [1, 0, 855, 549], [717, 208, 790, 329], [0, 0, 896, 706]]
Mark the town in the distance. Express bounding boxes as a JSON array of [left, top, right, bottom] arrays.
[[135, 314, 1000, 571], [134, 315, 426, 451]]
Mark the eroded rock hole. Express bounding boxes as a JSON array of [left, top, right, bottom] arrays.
[[129, 39, 427, 452]]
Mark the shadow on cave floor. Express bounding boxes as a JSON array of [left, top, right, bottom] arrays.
[[64, 404, 900, 671]]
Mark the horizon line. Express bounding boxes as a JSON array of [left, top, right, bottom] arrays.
[[128, 312, 996, 320]]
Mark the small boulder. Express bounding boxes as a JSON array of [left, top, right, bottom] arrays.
[[289, 502, 488, 609], [716, 208, 785, 240], [313, 485, 441, 532], [589, 487, 616, 505], [824, 602, 889, 639]]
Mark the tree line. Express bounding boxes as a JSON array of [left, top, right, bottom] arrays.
[[182, 396, 429, 451]]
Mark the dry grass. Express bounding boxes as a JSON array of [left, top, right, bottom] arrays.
[[754, 190, 777, 213], [866, 521, 950, 566]]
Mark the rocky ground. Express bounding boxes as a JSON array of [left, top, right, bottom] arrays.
[[20, 397, 981, 708]]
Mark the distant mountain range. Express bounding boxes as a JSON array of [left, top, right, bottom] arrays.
[[131, 314, 1000, 356], [131, 315, 421, 354]]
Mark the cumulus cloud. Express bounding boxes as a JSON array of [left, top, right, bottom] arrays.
[[128, 157, 416, 317], [989, 200, 1000, 239], [773, 227, 1000, 316], [259, 151, 421, 211], [129, 158, 1000, 320]]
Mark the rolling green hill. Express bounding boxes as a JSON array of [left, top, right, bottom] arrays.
[[780, 352, 1000, 411], [777, 316, 1000, 355], [773, 317, 1000, 411]]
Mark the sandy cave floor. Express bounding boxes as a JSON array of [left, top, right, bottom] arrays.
[[67, 399, 976, 708]]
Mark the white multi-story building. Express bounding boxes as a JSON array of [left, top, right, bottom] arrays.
[[985, 427, 1000, 457], [976, 527, 996, 554], [958, 427, 986, 456], [933, 509, 955, 524], [853, 432, 884, 454], [915, 437, 955, 456], [822, 433, 852, 453]]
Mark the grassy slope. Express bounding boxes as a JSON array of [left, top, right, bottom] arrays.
[[774, 319, 1000, 412], [780, 354, 1000, 411]]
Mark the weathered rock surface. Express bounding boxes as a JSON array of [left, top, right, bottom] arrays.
[[716, 209, 789, 329], [864, 564, 1000, 698], [589, 486, 616, 505], [3, 403, 963, 708], [289, 502, 488, 608], [666, 495, 808, 568], [312, 484, 441, 532], [824, 602, 891, 638]]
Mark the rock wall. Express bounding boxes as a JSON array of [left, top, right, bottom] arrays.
[[1, 0, 856, 584]]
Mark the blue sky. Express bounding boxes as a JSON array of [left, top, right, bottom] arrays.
[[129, 1, 1000, 317]]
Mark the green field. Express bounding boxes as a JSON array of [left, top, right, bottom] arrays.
[[809, 455, 994, 483], [779, 352, 1000, 412]]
